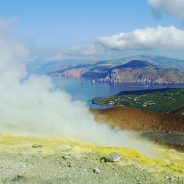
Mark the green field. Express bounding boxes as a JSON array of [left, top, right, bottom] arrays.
[[93, 88, 184, 113]]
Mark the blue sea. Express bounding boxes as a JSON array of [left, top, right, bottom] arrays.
[[52, 77, 184, 109]]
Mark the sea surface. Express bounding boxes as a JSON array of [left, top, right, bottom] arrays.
[[52, 77, 184, 109]]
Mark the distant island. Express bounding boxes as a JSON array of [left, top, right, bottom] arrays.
[[48, 57, 184, 84]]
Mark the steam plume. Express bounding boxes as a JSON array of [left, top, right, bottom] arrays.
[[0, 20, 153, 155]]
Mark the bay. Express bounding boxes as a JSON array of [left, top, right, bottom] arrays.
[[52, 77, 184, 109]]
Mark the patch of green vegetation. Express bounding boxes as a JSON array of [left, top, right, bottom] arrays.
[[94, 89, 184, 113]]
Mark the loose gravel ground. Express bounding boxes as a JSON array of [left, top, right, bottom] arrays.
[[0, 135, 184, 184]]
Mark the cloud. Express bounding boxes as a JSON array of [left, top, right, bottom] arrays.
[[147, 0, 184, 21], [48, 43, 105, 61], [99, 26, 184, 50], [0, 19, 154, 154], [50, 26, 184, 61]]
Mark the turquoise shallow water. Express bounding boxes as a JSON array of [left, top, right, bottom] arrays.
[[51, 77, 184, 109]]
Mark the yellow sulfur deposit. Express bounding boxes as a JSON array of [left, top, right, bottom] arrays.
[[0, 134, 183, 175]]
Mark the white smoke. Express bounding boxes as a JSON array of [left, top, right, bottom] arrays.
[[0, 20, 154, 155]]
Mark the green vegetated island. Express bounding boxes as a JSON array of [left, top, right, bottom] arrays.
[[93, 88, 184, 114]]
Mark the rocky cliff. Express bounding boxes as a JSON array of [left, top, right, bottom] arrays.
[[49, 59, 184, 84]]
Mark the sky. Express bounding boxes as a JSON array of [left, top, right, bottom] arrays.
[[0, 0, 184, 60]]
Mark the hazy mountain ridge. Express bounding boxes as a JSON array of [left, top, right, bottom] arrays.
[[98, 55, 184, 70], [48, 56, 184, 84], [27, 55, 184, 75], [98, 60, 184, 84]]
